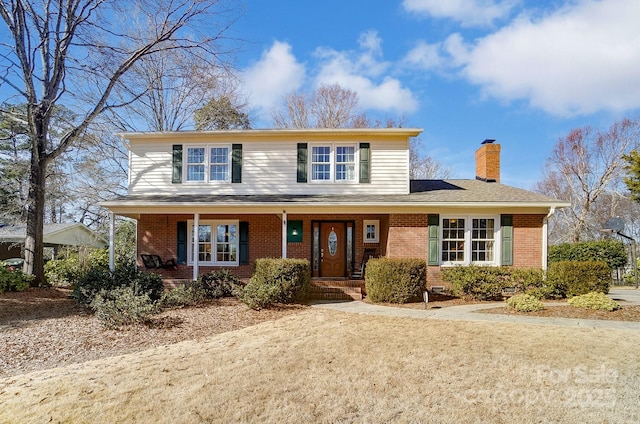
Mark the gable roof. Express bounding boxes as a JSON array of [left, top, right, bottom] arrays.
[[102, 179, 569, 217], [0, 223, 108, 248]]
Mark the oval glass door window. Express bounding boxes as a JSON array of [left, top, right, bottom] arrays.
[[328, 230, 338, 256]]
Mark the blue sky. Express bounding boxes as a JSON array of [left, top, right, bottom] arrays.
[[228, 0, 640, 189]]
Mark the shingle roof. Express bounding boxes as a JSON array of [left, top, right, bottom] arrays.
[[102, 179, 568, 208]]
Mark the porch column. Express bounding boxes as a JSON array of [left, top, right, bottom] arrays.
[[282, 210, 287, 258], [542, 207, 556, 270], [109, 212, 116, 273], [193, 213, 199, 280]]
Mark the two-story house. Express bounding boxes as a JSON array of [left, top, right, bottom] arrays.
[[102, 128, 568, 289]]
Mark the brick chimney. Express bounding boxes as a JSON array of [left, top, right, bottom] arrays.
[[475, 139, 500, 183]]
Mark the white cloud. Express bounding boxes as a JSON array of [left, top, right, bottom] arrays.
[[241, 41, 306, 118], [457, 0, 640, 116], [314, 32, 419, 114], [402, 0, 515, 27]]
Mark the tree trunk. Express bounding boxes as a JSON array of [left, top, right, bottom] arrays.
[[23, 139, 47, 286]]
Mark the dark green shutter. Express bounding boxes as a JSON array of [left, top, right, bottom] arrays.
[[297, 143, 307, 183], [172, 144, 182, 184], [232, 144, 242, 183], [359, 142, 370, 183], [239, 221, 249, 265], [428, 214, 440, 266], [501, 214, 513, 266], [177, 221, 187, 264]]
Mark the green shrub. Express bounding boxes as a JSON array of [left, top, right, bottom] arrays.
[[197, 269, 241, 299], [0, 266, 32, 293], [239, 258, 310, 310], [505, 293, 545, 312], [365, 258, 426, 303], [568, 292, 621, 311], [548, 240, 627, 269], [72, 264, 163, 305], [91, 286, 159, 328], [442, 266, 510, 300], [45, 256, 81, 286], [161, 282, 206, 308], [546, 260, 611, 298]]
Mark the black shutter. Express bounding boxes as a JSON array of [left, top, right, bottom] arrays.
[[232, 144, 242, 183], [172, 144, 182, 184], [428, 214, 440, 266], [297, 143, 307, 183], [177, 221, 187, 264], [359, 142, 370, 183], [239, 221, 249, 265], [501, 214, 513, 266]]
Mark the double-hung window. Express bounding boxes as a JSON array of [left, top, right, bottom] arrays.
[[185, 145, 230, 183], [441, 216, 498, 265], [310, 144, 357, 182], [188, 220, 238, 266]]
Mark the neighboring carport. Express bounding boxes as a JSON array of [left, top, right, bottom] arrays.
[[0, 223, 108, 261]]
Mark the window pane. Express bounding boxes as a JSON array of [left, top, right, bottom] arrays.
[[187, 165, 205, 181], [312, 164, 331, 180], [187, 147, 206, 181], [311, 146, 331, 181], [441, 218, 465, 262], [215, 224, 237, 263], [471, 219, 494, 262], [198, 225, 212, 262], [312, 146, 330, 163], [187, 148, 205, 164], [336, 146, 355, 181], [210, 147, 229, 181]]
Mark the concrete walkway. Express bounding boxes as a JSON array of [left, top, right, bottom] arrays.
[[310, 288, 640, 332]]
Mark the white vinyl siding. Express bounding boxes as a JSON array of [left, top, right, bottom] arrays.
[[127, 138, 409, 195]]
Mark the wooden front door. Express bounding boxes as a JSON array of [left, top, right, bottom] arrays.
[[320, 222, 346, 277]]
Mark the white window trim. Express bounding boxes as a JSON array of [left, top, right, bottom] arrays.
[[309, 143, 358, 184], [363, 220, 380, 243], [187, 219, 239, 266], [440, 215, 501, 266], [183, 144, 232, 184]]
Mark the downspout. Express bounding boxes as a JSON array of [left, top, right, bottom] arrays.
[[193, 213, 199, 280], [542, 207, 556, 270], [282, 210, 287, 258]]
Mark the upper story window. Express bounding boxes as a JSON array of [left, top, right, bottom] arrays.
[[441, 216, 498, 265], [310, 144, 357, 183], [185, 145, 230, 183]]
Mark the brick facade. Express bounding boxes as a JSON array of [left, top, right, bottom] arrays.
[[137, 212, 547, 286]]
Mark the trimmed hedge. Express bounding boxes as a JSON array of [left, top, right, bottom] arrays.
[[91, 286, 159, 328], [505, 293, 545, 312], [365, 258, 426, 304], [441, 266, 545, 301], [546, 260, 611, 297], [239, 258, 310, 310], [568, 291, 620, 311], [548, 240, 627, 269]]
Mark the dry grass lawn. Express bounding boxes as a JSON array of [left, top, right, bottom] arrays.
[[1, 308, 639, 423]]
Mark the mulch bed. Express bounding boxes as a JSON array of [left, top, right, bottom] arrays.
[[481, 304, 640, 321], [0, 288, 305, 378]]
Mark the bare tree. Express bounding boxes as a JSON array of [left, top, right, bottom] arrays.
[[535, 118, 640, 243], [410, 138, 452, 179], [0, 0, 238, 283], [272, 84, 362, 128]]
